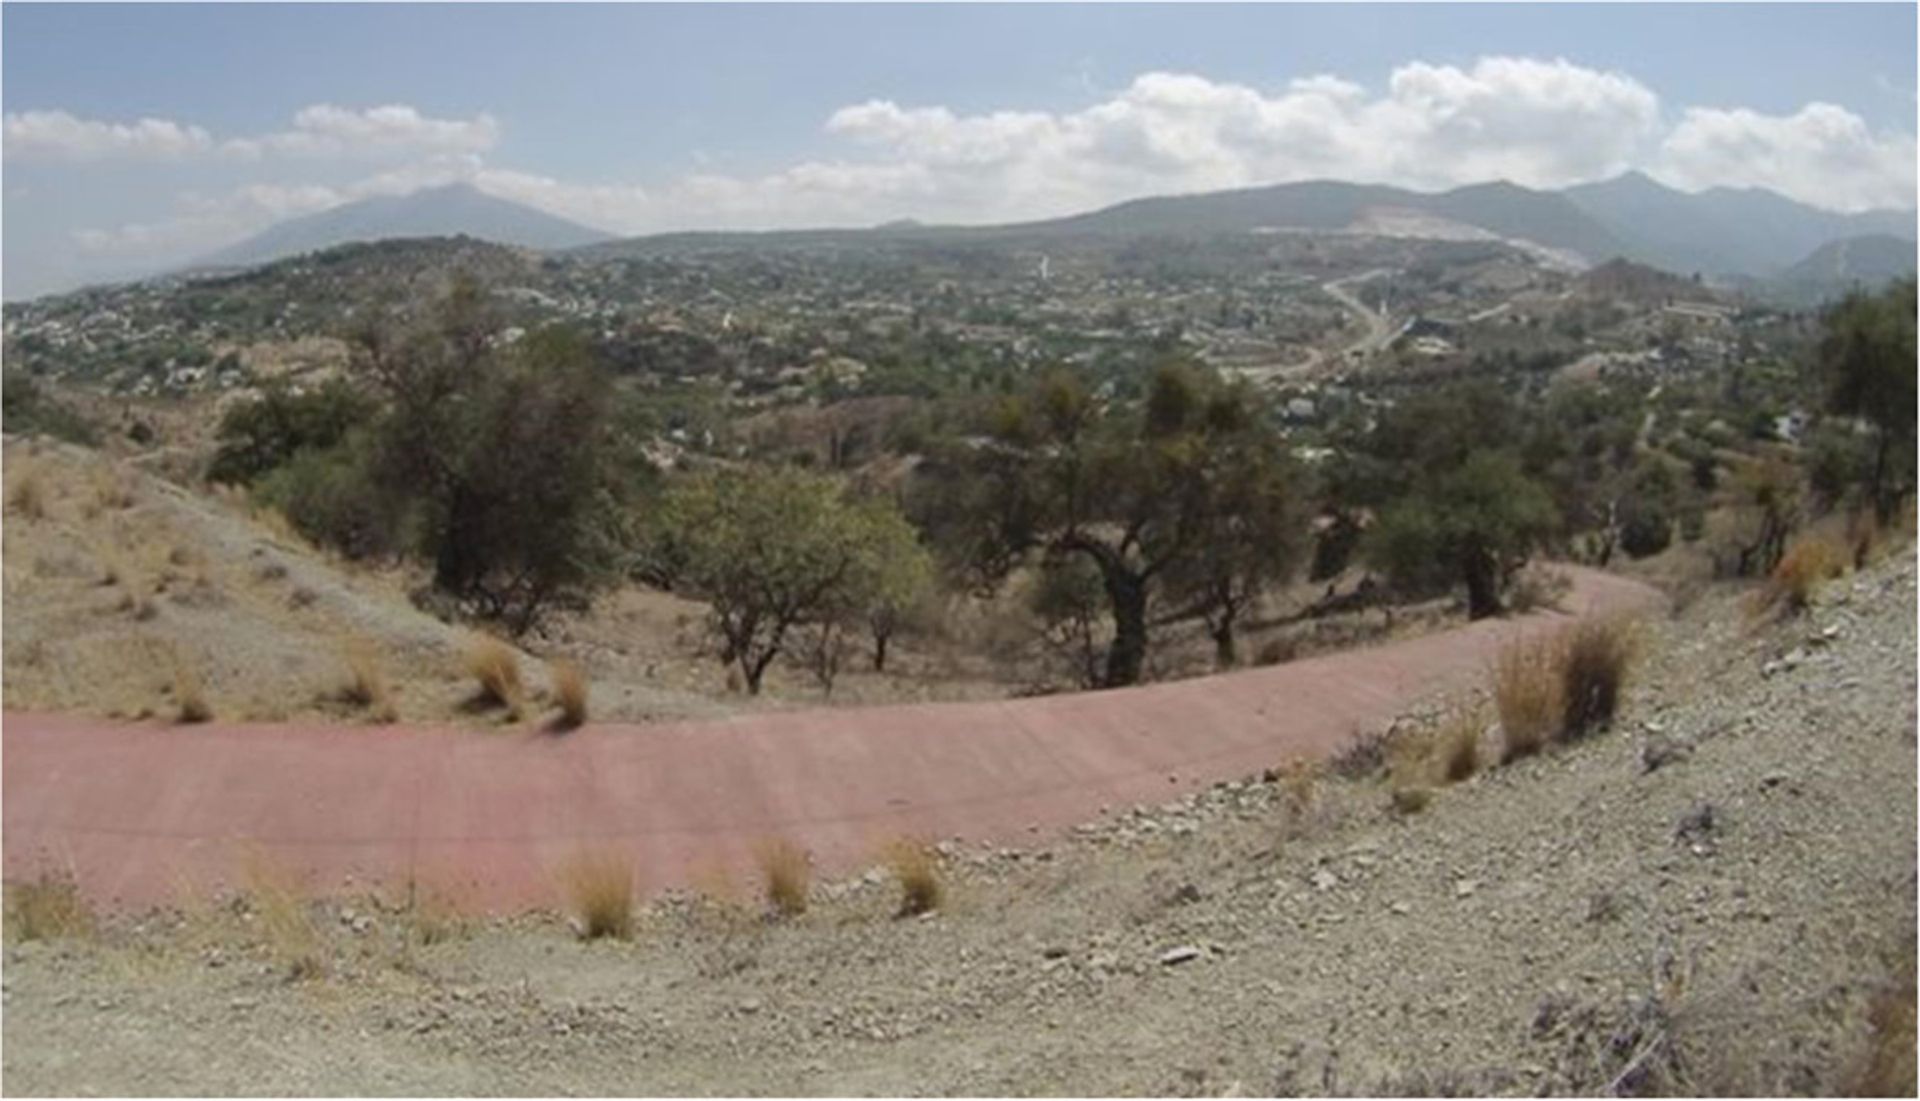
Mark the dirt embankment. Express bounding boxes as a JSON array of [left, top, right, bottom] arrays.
[[3, 543, 1912, 1095]]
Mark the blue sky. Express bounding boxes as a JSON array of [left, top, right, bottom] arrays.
[[5, 3, 1915, 297]]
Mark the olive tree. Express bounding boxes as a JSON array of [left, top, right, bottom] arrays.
[[1817, 279, 1916, 518]]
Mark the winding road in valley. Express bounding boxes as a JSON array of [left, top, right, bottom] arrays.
[[3, 567, 1661, 913]]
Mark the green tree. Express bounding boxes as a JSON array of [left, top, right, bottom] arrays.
[[649, 467, 928, 694], [912, 362, 1304, 687], [1817, 279, 1916, 517], [1365, 450, 1558, 618], [208, 377, 377, 486]]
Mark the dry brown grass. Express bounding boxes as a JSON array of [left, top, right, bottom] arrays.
[[1848, 954, 1918, 1096], [463, 635, 524, 719], [338, 639, 397, 723], [756, 838, 811, 917], [172, 654, 213, 724], [3, 869, 95, 942], [548, 660, 589, 730], [1434, 709, 1483, 783], [7, 467, 47, 520], [239, 852, 323, 980], [1390, 786, 1433, 815], [1560, 616, 1639, 741], [558, 849, 634, 940], [1275, 757, 1321, 837], [1758, 532, 1848, 616], [880, 837, 943, 917], [1493, 633, 1562, 764]]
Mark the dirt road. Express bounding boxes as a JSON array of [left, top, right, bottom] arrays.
[[3, 568, 1659, 913]]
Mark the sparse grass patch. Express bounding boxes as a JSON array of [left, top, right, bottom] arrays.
[[338, 639, 396, 723], [1493, 632, 1562, 764], [548, 660, 588, 730], [1849, 946, 1918, 1096], [756, 838, 811, 917], [464, 635, 525, 719], [172, 654, 213, 724], [239, 852, 323, 979], [3, 869, 95, 942], [7, 466, 47, 520], [1757, 532, 1848, 616], [881, 837, 943, 917], [558, 849, 634, 940], [1434, 709, 1483, 783], [1560, 616, 1639, 741], [1390, 785, 1433, 815]]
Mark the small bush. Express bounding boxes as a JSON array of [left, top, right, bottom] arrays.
[[173, 657, 213, 724], [1560, 617, 1638, 741], [756, 838, 811, 917], [4, 870, 95, 942], [881, 838, 943, 917], [339, 640, 396, 723], [1493, 634, 1562, 763], [463, 635, 524, 718], [559, 849, 633, 940], [1759, 533, 1848, 615], [548, 660, 588, 730]]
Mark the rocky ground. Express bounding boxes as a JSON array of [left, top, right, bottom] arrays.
[[4, 543, 1914, 1095]]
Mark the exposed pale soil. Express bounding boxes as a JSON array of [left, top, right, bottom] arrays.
[[4, 546, 1913, 1096]]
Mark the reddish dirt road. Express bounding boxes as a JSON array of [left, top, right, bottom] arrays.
[[4, 569, 1660, 912]]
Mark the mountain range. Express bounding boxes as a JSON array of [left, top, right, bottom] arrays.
[[122, 172, 1920, 299]]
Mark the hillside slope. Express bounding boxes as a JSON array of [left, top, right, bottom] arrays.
[[4, 544, 1913, 1095]]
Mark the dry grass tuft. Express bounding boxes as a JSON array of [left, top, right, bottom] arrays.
[[1390, 786, 1433, 815], [1434, 709, 1483, 783], [881, 838, 943, 917], [1493, 633, 1562, 764], [463, 635, 524, 718], [756, 838, 811, 917], [548, 660, 589, 730], [1560, 616, 1639, 741], [4, 869, 96, 942], [172, 655, 213, 724], [7, 467, 47, 520], [559, 849, 634, 940], [1849, 947, 1918, 1096], [338, 639, 396, 723], [240, 853, 323, 979], [1758, 533, 1848, 616]]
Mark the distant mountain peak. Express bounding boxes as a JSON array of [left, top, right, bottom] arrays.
[[188, 183, 614, 273]]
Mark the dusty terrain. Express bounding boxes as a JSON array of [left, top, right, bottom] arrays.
[[4, 543, 1913, 1095]]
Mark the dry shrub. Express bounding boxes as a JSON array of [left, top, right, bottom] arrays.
[[1390, 786, 1433, 815], [240, 852, 322, 979], [1274, 757, 1321, 837], [1494, 633, 1562, 764], [172, 655, 213, 724], [1849, 947, 1918, 1096], [559, 849, 634, 940], [339, 639, 396, 723], [4, 869, 95, 942], [1434, 710, 1483, 783], [92, 466, 135, 511], [548, 660, 588, 730], [756, 838, 811, 917], [1560, 617, 1639, 741], [7, 467, 47, 520], [881, 838, 943, 917], [1254, 635, 1298, 667], [1758, 533, 1848, 615], [463, 635, 524, 718], [1508, 566, 1574, 614]]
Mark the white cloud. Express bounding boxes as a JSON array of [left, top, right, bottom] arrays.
[[223, 104, 499, 160], [7, 103, 496, 164], [1655, 101, 1918, 212], [4, 109, 213, 161]]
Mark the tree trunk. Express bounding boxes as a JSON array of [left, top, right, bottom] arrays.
[[1463, 548, 1502, 620], [1872, 429, 1893, 522], [1209, 603, 1239, 669], [872, 630, 890, 672], [1102, 570, 1149, 687]]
